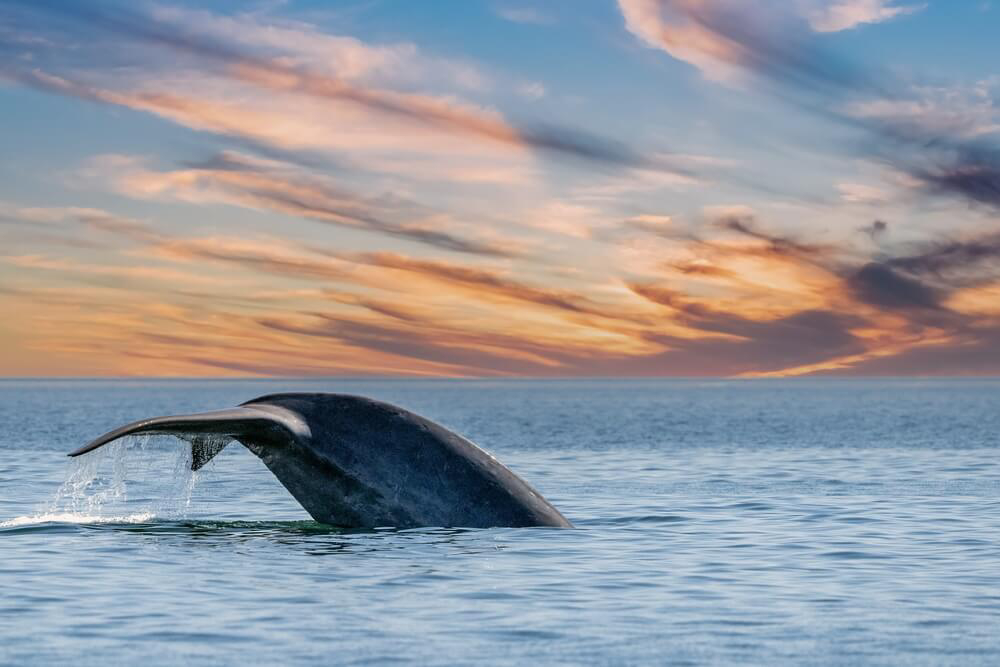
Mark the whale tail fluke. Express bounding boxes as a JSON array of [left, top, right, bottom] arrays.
[[67, 393, 572, 528], [67, 406, 311, 471]]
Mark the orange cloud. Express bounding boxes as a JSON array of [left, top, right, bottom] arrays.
[[89, 153, 528, 257]]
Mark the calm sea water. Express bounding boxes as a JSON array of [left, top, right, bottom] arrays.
[[2, 378, 1000, 665]]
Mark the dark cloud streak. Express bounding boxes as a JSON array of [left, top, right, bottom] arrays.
[[628, 282, 866, 374], [846, 262, 943, 311], [644, 1, 1000, 210]]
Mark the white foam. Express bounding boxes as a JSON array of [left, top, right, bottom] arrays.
[[0, 511, 156, 528]]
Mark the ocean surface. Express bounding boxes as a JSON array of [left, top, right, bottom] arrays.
[[2, 378, 999, 665]]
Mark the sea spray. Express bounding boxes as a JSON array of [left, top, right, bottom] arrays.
[[49, 437, 131, 516], [23, 434, 211, 526]]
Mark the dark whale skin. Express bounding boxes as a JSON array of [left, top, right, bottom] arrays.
[[70, 392, 572, 529]]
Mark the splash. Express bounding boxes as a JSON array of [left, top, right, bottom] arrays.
[[6, 435, 211, 528], [0, 512, 156, 529]]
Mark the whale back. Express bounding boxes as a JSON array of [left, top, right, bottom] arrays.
[[242, 393, 571, 528]]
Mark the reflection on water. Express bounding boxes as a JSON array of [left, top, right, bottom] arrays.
[[2, 378, 1000, 665], [2, 513, 542, 576]]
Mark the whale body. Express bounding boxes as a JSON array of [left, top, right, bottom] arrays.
[[69, 393, 572, 529]]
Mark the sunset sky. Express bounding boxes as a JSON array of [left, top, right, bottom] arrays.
[[1, 1, 998, 377]]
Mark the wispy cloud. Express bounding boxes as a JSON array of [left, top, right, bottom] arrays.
[[616, 1, 1000, 211], [6, 198, 1000, 377], [806, 1, 925, 33], [88, 152, 525, 257], [619, 0, 924, 83], [1, 1, 686, 175], [1, 2, 997, 378], [493, 5, 553, 25]]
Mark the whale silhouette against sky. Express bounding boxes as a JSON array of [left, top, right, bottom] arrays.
[[69, 393, 572, 529]]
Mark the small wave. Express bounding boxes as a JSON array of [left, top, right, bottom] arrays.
[[820, 549, 889, 560], [0, 511, 156, 529], [604, 514, 689, 525]]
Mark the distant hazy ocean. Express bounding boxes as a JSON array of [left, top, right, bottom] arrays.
[[2, 378, 999, 665]]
